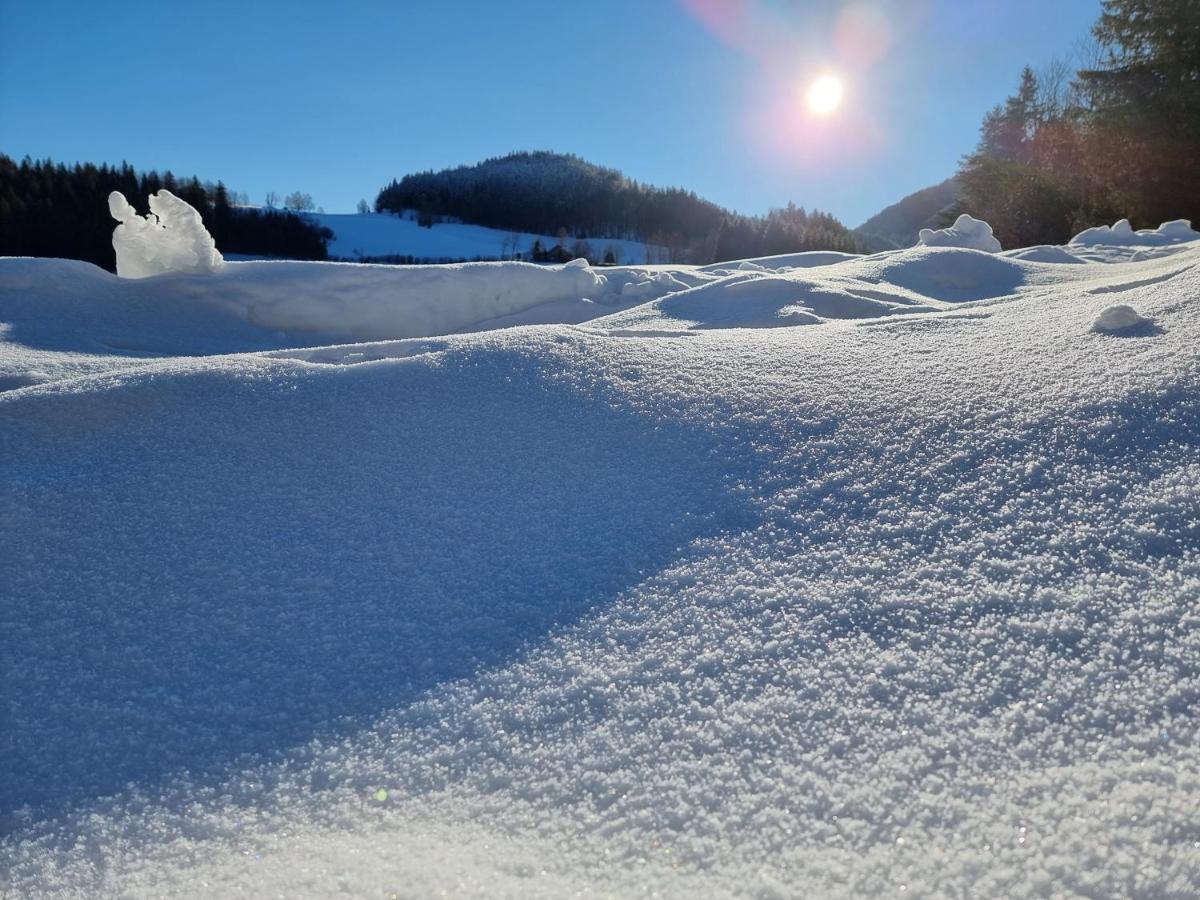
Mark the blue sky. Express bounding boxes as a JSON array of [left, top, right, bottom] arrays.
[[0, 0, 1100, 225]]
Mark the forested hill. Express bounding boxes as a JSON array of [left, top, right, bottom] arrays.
[[854, 177, 960, 252], [375, 151, 860, 262], [0, 156, 332, 271]]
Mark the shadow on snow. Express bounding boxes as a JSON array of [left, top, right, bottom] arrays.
[[0, 345, 754, 826]]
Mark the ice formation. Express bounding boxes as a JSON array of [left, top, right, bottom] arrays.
[[918, 213, 1002, 252], [108, 189, 224, 278], [1070, 217, 1200, 247]]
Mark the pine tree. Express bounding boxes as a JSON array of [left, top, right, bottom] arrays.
[[1078, 0, 1200, 224], [1081, 0, 1200, 140]]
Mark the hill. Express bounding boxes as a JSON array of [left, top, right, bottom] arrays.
[[375, 151, 860, 263], [854, 177, 960, 252]]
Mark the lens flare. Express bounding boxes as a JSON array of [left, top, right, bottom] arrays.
[[807, 75, 844, 115], [834, 3, 892, 68]]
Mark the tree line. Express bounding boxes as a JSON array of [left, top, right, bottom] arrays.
[[375, 150, 860, 263], [956, 0, 1199, 247], [0, 156, 332, 270]]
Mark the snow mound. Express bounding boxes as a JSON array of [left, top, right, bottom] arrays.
[[0, 255, 622, 387], [595, 272, 927, 331], [849, 245, 1034, 302], [546, 245, 1086, 333], [1004, 244, 1086, 264], [1091, 303, 1160, 334], [700, 250, 868, 274], [617, 271, 692, 302], [1070, 218, 1200, 247], [109, 190, 224, 278], [918, 213, 1002, 252]]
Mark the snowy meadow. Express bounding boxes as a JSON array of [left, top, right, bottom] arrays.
[[2, 198, 1200, 897]]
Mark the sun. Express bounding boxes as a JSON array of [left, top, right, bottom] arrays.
[[807, 74, 844, 115]]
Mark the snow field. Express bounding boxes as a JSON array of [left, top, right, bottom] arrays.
[[312, 210, 655, 265], [2, 221, 1199, 897]]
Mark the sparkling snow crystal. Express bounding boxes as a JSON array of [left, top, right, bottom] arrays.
[[108, 190, 224, 279]]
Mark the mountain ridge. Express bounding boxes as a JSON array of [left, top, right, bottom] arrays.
[[854, 176, 961, 252]]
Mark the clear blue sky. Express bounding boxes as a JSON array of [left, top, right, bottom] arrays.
[[0, 0, 1101, 226]]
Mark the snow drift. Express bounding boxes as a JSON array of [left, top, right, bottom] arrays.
[[918, 213, 1002, 252], [3, 226, 1200, 898], [202, 257, 609, 341], [1070, 217, 1199, 247]]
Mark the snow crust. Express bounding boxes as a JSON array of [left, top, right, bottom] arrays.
[[109, 190, 224, 278], [3, 234, 1200, 897], [1070, 217, 1199, 247], [918, 213, 1002, 252]]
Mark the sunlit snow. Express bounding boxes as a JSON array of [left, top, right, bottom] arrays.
[[2, 213, 1199, 897], [918, 213, 1002, 252]]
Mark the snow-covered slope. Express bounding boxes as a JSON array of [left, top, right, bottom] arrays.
[[2, 233, 1200, 897], [312, 210, 653, 264]]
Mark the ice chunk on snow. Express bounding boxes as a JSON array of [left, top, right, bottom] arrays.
[[1091, 303, 1158, 334], [918, 214, 1002, 252], [109, 190, 224, 279], [1070, 218, 1199, 247]]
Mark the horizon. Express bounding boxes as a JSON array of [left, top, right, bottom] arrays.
[[0, 0, 1101, 226]]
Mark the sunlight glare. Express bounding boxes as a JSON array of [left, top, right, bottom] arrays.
[[807, 75, 844, 115]]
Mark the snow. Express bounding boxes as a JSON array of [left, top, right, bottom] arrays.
[[3, 228, 1200, 897], [109, 190, 224, 278], [311, 210, 655, 264], [1091, 303, 1159, 334], [698, 250, 863, 273], [1003, 245, 1085, 264], [1070, 217, 1200, 247], [918, 213, 1002, 252], [197, 258, 612, 342]]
